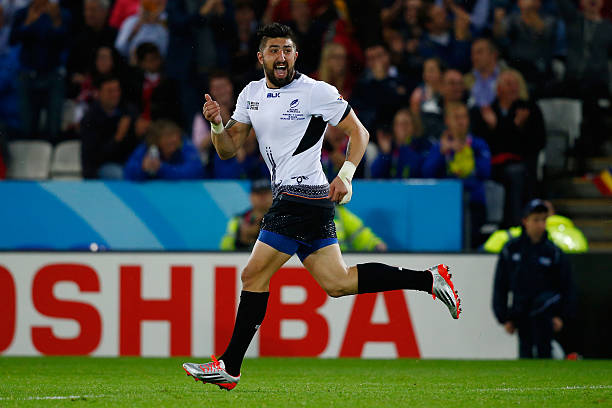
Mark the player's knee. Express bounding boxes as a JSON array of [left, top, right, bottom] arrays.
[[241, 266, 265, 291], [324, 282, 352, 298]]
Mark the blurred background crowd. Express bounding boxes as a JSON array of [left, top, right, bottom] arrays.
[[0, 0, 610, 249]]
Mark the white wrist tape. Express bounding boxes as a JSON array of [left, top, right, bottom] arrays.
[[337, 161, 356, 205], [210, 121, 224, 134]]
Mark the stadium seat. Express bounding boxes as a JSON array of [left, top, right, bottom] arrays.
[[537, 98, 582, 147], [481, 180, 505, 235], [50, 140, 82, 180], [7, 140, 53, 180]]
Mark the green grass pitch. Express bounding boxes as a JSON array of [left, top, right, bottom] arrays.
[[0, 357, 610, 407]]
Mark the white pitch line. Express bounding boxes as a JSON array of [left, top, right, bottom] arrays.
[[0, 395, 105, 401], [474, 385, 612, 392]]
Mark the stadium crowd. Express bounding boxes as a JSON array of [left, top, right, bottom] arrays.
[[0, 0, 611, 246]]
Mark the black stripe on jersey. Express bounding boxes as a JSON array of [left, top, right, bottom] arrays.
[[292, 115, 327, 156], [339, 104, 352, 123]]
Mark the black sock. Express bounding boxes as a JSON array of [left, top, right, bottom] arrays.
[[219, 291, 269, 376], [357, 263, 432, 294]]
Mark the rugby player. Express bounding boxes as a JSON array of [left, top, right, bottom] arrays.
[[183, 23, 461, 391]]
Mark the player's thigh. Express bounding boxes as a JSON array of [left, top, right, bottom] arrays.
[[301, 244, 357, 297], [241, 239, 292, 291]]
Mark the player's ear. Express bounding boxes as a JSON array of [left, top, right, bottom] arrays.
[[257, 51, 263, 65], [295, 50, 298, 61]]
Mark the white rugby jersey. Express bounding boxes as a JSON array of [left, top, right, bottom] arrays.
[[231, 73, 351, 206]]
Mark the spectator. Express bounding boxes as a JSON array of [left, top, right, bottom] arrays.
[[115, 0, 168, 62], [381, 0, 423, 78], [442, 0, 491, 35], [108, 0, 140, 29], [464, 37, 529, 108], [228, 0, 260, 90], [484, 199, 588, 253], [80, 76, 145, 179], [422, 102, 491, 247], [124, 119, 205, 180], [410, 57, 444, 116], [67, 45, 126, 133], [417, 3, 472, 72], [0, 1, 25, 138], [0, 0, 29, 53], [470, 70, 546, 226], [130, 42, 181, 126], [192, 71, 239, 169], [493, 0, 565, 96], [371, 108, 430, 179], [220, 178, 273, 251], [555, 0, 612, 158], [420, 68, 466, 139], [284, 0, 330, 75], [350, 43, 410, 135], [312, 42, 356, 99], [165, 0, 233, 129], [66, 0, 117, 91], [9, 0, 71, 140], [212, 132, 269, 179], [493, 199, 576, 358], [335, 206, 388, 252]]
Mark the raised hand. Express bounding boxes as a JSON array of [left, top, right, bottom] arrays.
[[203, 93, 222, 125]]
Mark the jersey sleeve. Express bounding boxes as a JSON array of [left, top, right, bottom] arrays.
[[231, 84, 252, 125], [310, 81, 350, 126]]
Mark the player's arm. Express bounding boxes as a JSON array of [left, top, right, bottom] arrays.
[[203, 94, 251, 159], [328, 109, 369, 204]]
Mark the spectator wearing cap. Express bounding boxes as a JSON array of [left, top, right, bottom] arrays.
[[493, 198, 576, 358], [484, 200, 588, 253], [123, 119, 205, 180], [220, 179, 273, 251]]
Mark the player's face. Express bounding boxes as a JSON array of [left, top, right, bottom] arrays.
[[258, 37, 298, 88], [523, 212, 548, 243]]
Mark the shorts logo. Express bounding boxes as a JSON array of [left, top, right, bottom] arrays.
[[247, 101, 259, 110], [290, 99, 299, 108], [267, 92, 280, 98]]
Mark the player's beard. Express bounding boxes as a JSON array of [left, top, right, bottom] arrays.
[[264, 62, 295, 88]]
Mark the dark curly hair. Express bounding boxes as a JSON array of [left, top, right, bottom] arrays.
[[256, 23, 298, 51]]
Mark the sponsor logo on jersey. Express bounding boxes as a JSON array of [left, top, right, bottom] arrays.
[[267, 92, 281, 98], [280, 100, 305, 121], [247, 101, 259, 110]]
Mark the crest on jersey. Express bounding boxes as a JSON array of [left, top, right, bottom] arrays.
[[290, 99, 299, 108]]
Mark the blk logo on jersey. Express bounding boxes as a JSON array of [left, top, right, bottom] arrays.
[[267, 92, 280, 98]]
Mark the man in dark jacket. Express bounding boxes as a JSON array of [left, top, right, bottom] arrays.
[[493, 199, 576, 358], [80, 75, 144, 179]]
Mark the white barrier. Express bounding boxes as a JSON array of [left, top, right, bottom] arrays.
[[0, 253, 517, 359]]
